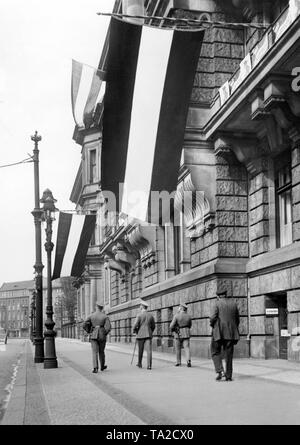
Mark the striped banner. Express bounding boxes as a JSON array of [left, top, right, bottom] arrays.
[[101, 18, 204, 223], [52, 212, 96, 280], [71, 59, 106, 128]]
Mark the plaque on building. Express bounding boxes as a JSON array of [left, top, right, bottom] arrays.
[[265, 308, 279, 316]]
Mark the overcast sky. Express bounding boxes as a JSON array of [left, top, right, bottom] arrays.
[[0, 0, 114, 283]]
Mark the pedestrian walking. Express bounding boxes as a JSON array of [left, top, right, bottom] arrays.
[[170, 302, 192, 367], [210, 290, 240, 381], [83, 301, 111, 373], [133, 300, 155, 370]]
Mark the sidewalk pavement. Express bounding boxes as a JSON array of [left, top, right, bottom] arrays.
[[1, 338, 300, 425]]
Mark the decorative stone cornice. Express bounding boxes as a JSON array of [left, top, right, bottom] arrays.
[[251, 79, 300, 148], [214, 134, 259, 170]]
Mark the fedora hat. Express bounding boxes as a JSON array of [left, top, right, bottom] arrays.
[[140, 299, 149, 307], [95, 300, 104, 307], [179, 302, 188, 309]]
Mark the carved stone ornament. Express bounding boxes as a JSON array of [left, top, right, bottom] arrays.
[[174, 168, 215, 239], [251, 79, 300, 148], [126, 225, 156, 269], [112, 241, 138, 273]]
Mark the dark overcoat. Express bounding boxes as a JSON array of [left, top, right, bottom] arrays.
[[210, 298, 240, 343], [133, 311, 155, 339]]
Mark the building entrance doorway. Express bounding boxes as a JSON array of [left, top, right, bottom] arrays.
[[265, 293, 288, 360]]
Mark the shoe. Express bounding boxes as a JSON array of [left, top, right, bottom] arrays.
[[92, 368, 98, 373], [101, 365, 107, 371], [225, 377, 233, 381], [175, 363, 181, 367], [147, 366, 152, 370], [215, 371, 225, 381], [136, 363, 142, 368], [187, 361, 191, 368]]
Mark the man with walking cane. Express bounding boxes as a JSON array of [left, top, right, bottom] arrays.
[[133, 300, 155, 370], [170, 302, 192, 367]]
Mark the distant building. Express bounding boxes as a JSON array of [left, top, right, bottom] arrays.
[[0, 279, 66, 338]]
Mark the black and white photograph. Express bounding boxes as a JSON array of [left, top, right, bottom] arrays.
[[0, 0, 300, 431]]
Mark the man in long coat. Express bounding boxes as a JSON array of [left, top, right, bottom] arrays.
[[210, 290, 240, 381], [133, 300, 155, 370], [170, 302, 192, 367], [83, 301, 111, 373]]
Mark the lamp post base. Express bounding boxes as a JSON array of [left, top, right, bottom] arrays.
[[34, 338, 44, 363], [44, 331, 58, 368], [44, 358, 58, 369]]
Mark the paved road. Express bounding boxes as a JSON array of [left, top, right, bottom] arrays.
[[0, 339, 25, 422], [56, 340, 300, 425]]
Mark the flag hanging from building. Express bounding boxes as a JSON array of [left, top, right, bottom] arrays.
[[71, 59, 106, 129], [52, 212, 96, 280], [101, 18, 204, 223]]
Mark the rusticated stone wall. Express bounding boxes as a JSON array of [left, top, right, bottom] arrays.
[[292, 141, 300, 242], [249, 264, 300, 361], [190, 150, 248, 268], [249, 158, 270, 257], [109, 275, 249, 359], [215, 150, 249, 258], [191, 12, 244, 104]]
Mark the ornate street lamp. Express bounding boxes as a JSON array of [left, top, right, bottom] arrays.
[[30, 290, 36, 343], [41, 188, 58, 369], [31, 131, 44, 363]]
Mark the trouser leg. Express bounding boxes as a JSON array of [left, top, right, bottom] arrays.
[[211, 339, 224, 373], [99, 339, 106, 369], [183, 339, 191, 363], [138, 339, 145, 366], [224, 340, 234, 378], [175, 338, 181, 364], [144, 338, 152, 368], [91, 340, 99, 369]]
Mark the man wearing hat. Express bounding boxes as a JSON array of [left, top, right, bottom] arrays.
[[210, 290, 240, 381], [83, 300, 111, 373], [170, 302, 192, 367], [133, 300, 156, 369]]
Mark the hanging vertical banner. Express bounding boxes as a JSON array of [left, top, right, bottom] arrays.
[[52, 212, 96, 280], [101, 18, 204, 223], [71, 59, 106, 128]]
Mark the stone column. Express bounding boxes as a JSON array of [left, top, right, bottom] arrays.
[[248, 157, 270, 256], [179, 213, 191, 273], [78, 289, 81, 320], [84, 279, 90, 317], [81, 287, 85, 319], [90, 278, 97, 313], [290, 129, 300, 242], [164, 225, 175, 279]]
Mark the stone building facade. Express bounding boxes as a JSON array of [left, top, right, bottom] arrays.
[[71, 0, 300, 361], [0, 279, 66, 338]]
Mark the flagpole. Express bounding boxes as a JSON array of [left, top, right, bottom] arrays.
[[31, 131, 45, 363]]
